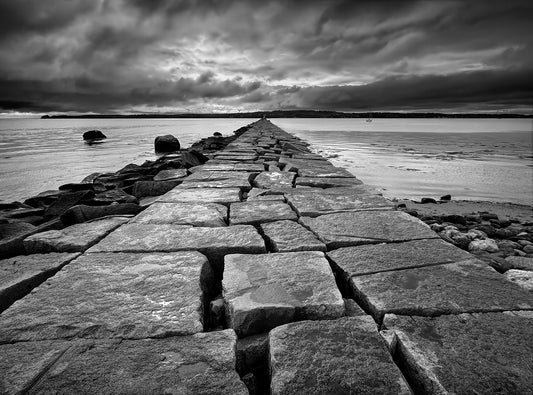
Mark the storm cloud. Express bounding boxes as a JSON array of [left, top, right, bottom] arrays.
[[0, 0, 531, 114]]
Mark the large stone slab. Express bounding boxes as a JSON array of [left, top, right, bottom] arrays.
[[286, 190, 393, 216], [300, 210, 437, 249], [382, 312, 533, 394], [223, 251, 344, 337], [0, 330, 247, 394], [351, 259, 533, 321], [269, 317, 411, 395], [0, 251, 214, 342], [328, 239, 473, 277], [23, 216, 129, 253], [229, 201, 297, 225], [0, 252, 80, 312], [89, 224, 266, 272], [156, 187, 241, 205], [179, 170, 254, 191], [253, 172, 295, 189], [153, 168, 188, 181], [298, 166, 355, 178], [214, 154, 258, 162], [295, 176, 363, 188], [260, 220, 326, 252], [131, 202, 227, 227]]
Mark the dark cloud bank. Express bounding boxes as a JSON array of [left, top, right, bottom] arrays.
[[0, 0, 532, 115]]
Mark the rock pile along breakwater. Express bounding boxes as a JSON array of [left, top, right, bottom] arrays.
[[1, 119, 532, 394]]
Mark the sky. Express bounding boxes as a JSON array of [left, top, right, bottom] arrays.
[[0, 0, 532, 115]]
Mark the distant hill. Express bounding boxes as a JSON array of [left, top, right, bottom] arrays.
[[42, 110, 531, 119]]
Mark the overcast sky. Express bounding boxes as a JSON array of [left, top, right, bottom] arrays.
[[0, 0, 532, 114]]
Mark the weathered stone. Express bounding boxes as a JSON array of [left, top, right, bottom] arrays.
[[505, 269, 533, 293], [214, 154, 258, 161], [300, 211, 437, 249], [269, 317, 411, 395], [286, 190, 393, 216], [44, 190, 94, 217], [154, 134, 180, 152], [253, 172, 295, 189], [382, 312, 533, 394], [153, 168, 188, 181], [0, 222, 36, 239], [0, 330, 247, 394], [328, 239, 473, 277], [295, 176, 363, 188], [223, 251, 344, 337], [131, 202, 227, 227], [505, 256, 533, 271], [247, 194, 286, 202], [468, 238, 499, 253], [260, 220, 326, 252], [229, 201, 297, 225], [83, 129, 106, 140], [0, 251, 214, 342], [89, 223, 266, 273], [60, 203, 141, 225], [157, 187, 241, 206], [0, 253, 79, 312], [298, 166, 355, 178], [93, 189, 138, 204], [23, 217, 129, 253], [350, 259, 533, 321], [343, 298, 367, 316], [179, 170, 254, 191], [131, 180, 181, 198], [236, 333, 269, 374]]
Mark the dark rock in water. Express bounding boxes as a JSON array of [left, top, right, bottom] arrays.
[[420, 197, 438, 204], [181, 150, 209, 168], [131, 180, 181, 198], [44, 190, 94, 218], [61, 203, 142, 225], [440, 194, 452, 201], [481, 212, 499, 221], [58, 183, 97, 192], [83, 130, 107, 140], [213, 132, 222, 137], [405, 209, 419, 217], [154, 134, 180, 152], [396, 203, 407, 209]]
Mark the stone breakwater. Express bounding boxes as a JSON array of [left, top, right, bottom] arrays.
[[1, 119, 532, 394]]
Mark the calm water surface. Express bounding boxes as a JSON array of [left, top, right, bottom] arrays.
[[0, 117, 531, 205]]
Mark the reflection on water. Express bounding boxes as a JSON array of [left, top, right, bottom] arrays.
[[0, 117, 532, 205]]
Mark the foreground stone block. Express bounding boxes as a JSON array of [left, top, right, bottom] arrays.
[[300, 211, 437, 249], [253, 172, 295, 189], [260, 220, 326, 252], [269, 317, 411, 395], [382, 312, 533, 394], [0, 330, 247, 394], [286, 190, 393, 216], [223, 251, 344, 337], [131, 202, 227, 227], [0, 253, 79, 312], [157, 187, 241, 205], [328, 239, 473, 277], [351, 259, 533, 321], [23, 216, 129, 253], [179, 170, 254, 191], [229, 201, 297, 225], [0, 251, 213, 342], [89, 224, 266, 272]]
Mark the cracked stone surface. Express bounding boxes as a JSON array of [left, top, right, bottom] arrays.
[[253, 172, 295, 189], [156, 187, 241, 205], [88, 223, 265, 272], [131, 202, 228, 227], [351, 259, 533, 321], [286, 190, 393, 216], [0, 330, 247, 394], [260, 220, 326, 252], [300, 211, 437, 249], [0, 251, 214, 342], [223, 251, 344, 337], [23, 217, 129, 253], [179, 170, 254, 191], [0, 253, 80, 312], [269, 317, 411, 395], [229, 201, 297, 225], [382, 312, 533, 395], [328, 239, 473, 277]]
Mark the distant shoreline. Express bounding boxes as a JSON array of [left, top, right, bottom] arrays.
[[41, 110, 532, 119]]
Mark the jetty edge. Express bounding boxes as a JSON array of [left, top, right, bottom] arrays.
[[0, 119, 531, 394]]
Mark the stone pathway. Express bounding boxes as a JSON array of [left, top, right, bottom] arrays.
[[1, 119, 532, 394]]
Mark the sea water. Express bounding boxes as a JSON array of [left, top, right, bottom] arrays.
[[0, 117, 531, 205]]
